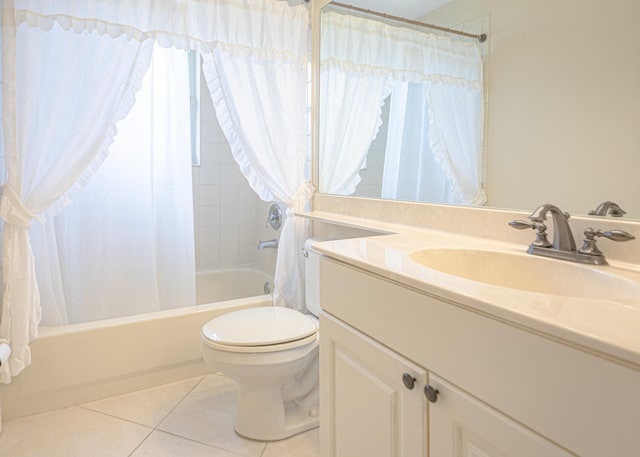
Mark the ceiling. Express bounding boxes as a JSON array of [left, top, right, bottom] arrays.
[[339, 0, 452, 19]]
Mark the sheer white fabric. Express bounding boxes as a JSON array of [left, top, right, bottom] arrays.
[[15, 0, 306, 58], [382, 82, 452, 202], [21, 0, 312, 311], [200, 1, 311, 310], [0, 12, 153, 382], [319, 68, 393, 195], [382, 81, 484, 205], [30, 44, 195, 326], [426, 81, 485, 205], [0, 0, 310, 382], [319, 10, 485, 202], [321, 10, 482, 86]]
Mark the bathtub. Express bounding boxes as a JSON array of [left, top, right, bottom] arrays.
[[1, 268, 273, 420]]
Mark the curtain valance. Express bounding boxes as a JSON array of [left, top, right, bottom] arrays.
[[320, 10, 482, 87], [16, 0, 308, 64]]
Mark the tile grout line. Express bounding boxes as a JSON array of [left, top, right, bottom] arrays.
[[77, 404, 155, 430], [77, 375, 207, 430], [155, 373, 268, 457], [126, 427, 155, 457], [154, 429, 260, 457], [152, 375, 207, 430]]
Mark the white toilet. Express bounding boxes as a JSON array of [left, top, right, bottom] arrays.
[[200, 241, 321, 441]]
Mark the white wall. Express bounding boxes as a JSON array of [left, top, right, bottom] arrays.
[[193, 72, 279, 275]]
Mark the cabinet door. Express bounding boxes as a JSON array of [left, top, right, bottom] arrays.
[[320, 312, 427, 457], [428, 374, 575, 457]]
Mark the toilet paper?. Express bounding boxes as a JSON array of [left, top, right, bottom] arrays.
[[0, 343, 11, 367]]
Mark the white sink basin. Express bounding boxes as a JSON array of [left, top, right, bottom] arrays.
[[410, 248, 640, 301]]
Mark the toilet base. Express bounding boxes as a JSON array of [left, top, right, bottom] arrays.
[[234, 379, 319, 441]]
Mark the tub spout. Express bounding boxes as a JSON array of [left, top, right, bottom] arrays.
[[258, 239, 279, 250]]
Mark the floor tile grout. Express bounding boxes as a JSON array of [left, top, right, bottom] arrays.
[[126, 427, 155, 457], [77, 404, 153, 429], [153, 375, 206, 429], [1, 373, 318, 457], [155, 429, 257, 457]]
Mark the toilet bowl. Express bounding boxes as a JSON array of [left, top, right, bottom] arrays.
[[200, 240, 322, 441]]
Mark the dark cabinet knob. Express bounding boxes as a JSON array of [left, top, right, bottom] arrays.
[[424, 384, 439, 403], [402, 373, 416, 390]]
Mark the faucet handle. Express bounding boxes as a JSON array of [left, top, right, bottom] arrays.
[[265, 204, 282, 230], [508, 220, 534, 230], [508, 220, 552, 248], [592, 229, 635, 242], [578, 227, 635, 257]]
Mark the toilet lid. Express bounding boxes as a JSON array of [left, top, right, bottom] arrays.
[[202, 307, 318, 347]]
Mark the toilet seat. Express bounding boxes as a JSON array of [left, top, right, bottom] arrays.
[[202, 307, 318, 353]]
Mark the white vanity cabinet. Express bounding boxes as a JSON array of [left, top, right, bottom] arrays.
[[320, 313, 427, 457], [321, 312, 572, 457], [319, 257, 640, 457], [428, 374, 572, 457]]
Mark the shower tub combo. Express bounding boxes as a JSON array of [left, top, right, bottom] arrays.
[[0, 268, 273, 420]]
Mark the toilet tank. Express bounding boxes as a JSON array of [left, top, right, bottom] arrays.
[[304, 239, 322, 317]]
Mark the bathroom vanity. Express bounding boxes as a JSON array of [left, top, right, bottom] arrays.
[[314, 225, 640, 457]]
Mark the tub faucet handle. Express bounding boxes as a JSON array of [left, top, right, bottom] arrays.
[[265, 204, 282, 230]]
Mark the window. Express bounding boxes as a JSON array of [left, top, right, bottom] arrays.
[[188, 50, 201, 166]]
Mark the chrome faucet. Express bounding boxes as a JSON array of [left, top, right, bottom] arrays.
[[509, 203, 635, 265], [588, 201, 626, 217], [258, 239, 279, 250], [528, 204, 576, 252]]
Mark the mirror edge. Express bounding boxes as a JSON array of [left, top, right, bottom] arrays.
[[311, 0, 331, 194]]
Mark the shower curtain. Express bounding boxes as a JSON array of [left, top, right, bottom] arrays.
[[0, 0, 309, 382], [0, 5, 154, 383], [30, 44, 195, 326]]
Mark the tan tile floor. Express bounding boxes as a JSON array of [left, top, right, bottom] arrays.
[[0, 374, 319, 457]]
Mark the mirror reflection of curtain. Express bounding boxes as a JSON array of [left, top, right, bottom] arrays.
[[319, 71, 393, 194], [320, 10, 485, 204], [382, 81, 451, 202], [30, 44, 195, 326], [382, 79, 484, 205]]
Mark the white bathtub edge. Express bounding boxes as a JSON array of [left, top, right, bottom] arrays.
[[1, 297, 271, 420]]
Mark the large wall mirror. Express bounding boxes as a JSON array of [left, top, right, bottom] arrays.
[[316, 0, 640, 220]]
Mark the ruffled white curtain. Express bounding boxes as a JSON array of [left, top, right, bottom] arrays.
[[30, 44, 195, 326], [199, 0, 310, 310], [382, 81, 452, 202], [0, 0, 310, 382], [0, 2, 154, 383], [319, 10, 485, 203], [382, 80, 483, 205], [319, 68, 393, 195]]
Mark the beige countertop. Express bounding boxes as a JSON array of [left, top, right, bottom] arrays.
[[300, 211, 640, 368]]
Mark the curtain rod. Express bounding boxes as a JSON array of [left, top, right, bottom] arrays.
[[330, 2, 487, 43]]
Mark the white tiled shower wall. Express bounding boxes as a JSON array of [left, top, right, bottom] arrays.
[[194, 70, 279, 275]]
